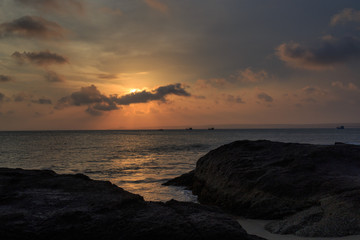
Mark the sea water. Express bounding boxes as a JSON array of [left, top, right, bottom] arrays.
[[1, 129, 359, 202]]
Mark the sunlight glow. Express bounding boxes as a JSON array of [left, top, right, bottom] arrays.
[[130, 88, 140, 93]]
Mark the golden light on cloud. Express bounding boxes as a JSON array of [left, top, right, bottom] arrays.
[[1, 1, 360, 131], [130, 88, 140, 93]]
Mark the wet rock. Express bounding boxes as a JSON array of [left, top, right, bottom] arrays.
[[165, 140, 360, 237], [0, 168, 265, 240], [163, 170, 194, 189]]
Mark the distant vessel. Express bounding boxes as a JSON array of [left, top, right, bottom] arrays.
[[336, 126, 345, 129], [186, 127, 193, 130], [208, 128, 215, 130]]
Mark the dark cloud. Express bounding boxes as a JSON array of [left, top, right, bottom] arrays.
[[32, 98, 52, 105], [56, 83, 191, 116], [85, 107, 103, 116], [11, 92, 52, 104], [114, 83, 190, 105], [12, 50, 68, 66], [92, 102, 118, 111], [0, 75, 12, 82], [302, 87, 318, 95], [13, 92, 30, 102], [257, 92, 273, 102], [45, 71, 65, 82], [57, 85, 106, 107], [55, 85, 120, 116], [302, 86, 327, 95], [0, 16, 65, 39], [225, 94, 245, 104], [14, 0, 84, 14], [85, 102, 119, 116], [276, 37, 360, 70]]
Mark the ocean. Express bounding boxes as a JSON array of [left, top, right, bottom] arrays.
[[1, 128, 359, 202]]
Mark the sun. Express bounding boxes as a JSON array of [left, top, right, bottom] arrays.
[[130, 88, 139, 93], [127, 88, 147, 94]]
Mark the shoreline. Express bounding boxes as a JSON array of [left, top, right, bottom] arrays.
[[237, 218, 360, 240], [165, 140, 360, 238], [0, 168, 262, 240]]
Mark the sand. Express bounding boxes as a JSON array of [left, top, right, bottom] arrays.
[[237, 218, 360, 240]]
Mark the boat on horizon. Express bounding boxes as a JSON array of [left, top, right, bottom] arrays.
[[336, 126, 345, 129]]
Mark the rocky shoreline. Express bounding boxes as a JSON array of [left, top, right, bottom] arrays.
[[165, 140, 360, 237], [0, 168, 264, 240]]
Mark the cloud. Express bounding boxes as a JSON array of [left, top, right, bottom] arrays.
[[195, 78, 228, 89], [56, 83, 191, 116], [0, 16, 65, 39], [12, 50, 68, 66], [144, 0, 169, 14], [13, 92, 31, 102], [12, 92, 52, 104], [332, 81, 358, 91], [56, 85, 106, 108], [257, 92, 273, 102], [97, 73, 117, 79], [14, 0, 84, 14], [276, 37, 360, 70], [32, 98, 52, 104], [331, 8, 360, 26], [114, 83, 190, 105], [196, 68, 270, 90], [0, 75, 12, 82], [85, 107, 103, 116], [45, 71, 65, 82], [235, 68, 268, 83], [302, 86, 326, 95], [225, 94, 245, 104], [303, 87, 317, 95]]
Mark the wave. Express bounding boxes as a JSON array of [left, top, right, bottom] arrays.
[[117, 178, 168, 184], [83, 167, 142, 175]]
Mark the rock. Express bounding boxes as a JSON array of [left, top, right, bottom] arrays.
[[165, 140, 360, 237], [163, 170, 195, 188], [0, 168, 265, 240]]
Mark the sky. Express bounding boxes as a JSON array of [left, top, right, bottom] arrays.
[[1, 0, 360, 130]]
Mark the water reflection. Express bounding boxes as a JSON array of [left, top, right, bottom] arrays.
[[1, 129, 360, 202]]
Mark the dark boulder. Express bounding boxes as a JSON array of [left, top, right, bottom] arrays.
[[165, 140, 360, 237], [0, 168, 265, 240], [163, 170, 195, 188]]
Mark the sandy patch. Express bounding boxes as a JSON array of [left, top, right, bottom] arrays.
[[237, 218, 360, 240]]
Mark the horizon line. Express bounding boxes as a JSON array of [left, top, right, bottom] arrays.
[[1, 123, 359, 132]]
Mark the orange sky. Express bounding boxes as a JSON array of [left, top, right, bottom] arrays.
[[1, 0, 360, 130]]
